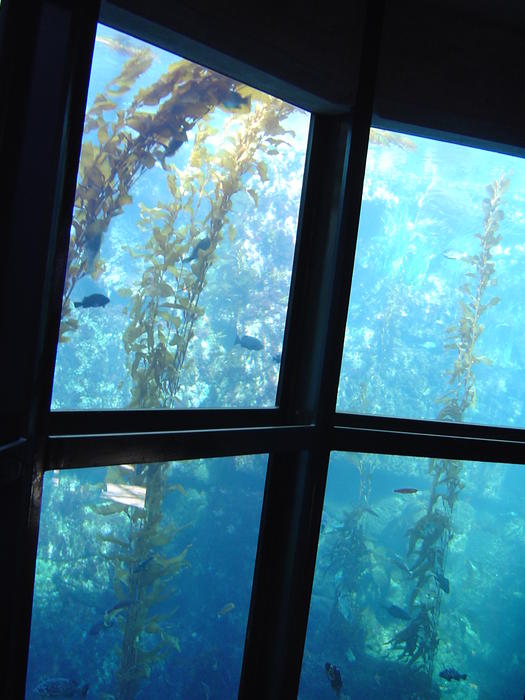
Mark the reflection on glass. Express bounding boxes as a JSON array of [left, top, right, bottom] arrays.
[[26, 455, 267, 698], [51, 24, 310, 410], [337, 129, 525, 428], [299, 451, 525, 698]]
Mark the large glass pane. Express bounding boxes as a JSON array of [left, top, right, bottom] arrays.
[[337, 129, 525, 428], [51, 25, 309, 410], [26, 455, 266, 698], [299, 451, 525, 698]]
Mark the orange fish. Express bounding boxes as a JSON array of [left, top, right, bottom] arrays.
[[217, 602, 235, 618], [394, 488, 418, 494]]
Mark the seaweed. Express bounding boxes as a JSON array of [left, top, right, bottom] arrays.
[[392, 173, 509, 674]]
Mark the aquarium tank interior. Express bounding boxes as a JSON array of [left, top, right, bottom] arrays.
[[2, 0, 525, 699]]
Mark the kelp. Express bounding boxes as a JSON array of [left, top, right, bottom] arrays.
[[123, 98, 295, 408], [60, 51, 255, 341], [76, 43, 299, 699], [392, 173, 509, 675]]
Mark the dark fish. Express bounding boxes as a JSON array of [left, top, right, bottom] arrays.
[[34, 678, 89, 697], [220, 90, 251, 111], [433, 571, 450, 594], [272, 352, 282, 363], [325, 662, 343, 696], [439, 667, 467, 682], [384, 604, 411, 621], [183, 237, 211, 263], [74, 293, 110, 309], [394, 488, 418, 494], [235, 334, 263, 351]]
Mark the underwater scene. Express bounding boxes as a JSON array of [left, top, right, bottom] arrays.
[[299, 452, 525, 700], [51, 24, 310, 410], [26, 456, 266, 698]]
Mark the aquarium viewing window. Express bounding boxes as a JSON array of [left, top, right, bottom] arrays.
[[338, 129, 525, 429], [51, 24, 310, 411], [26, 456, 266, 698], [4, 1, 525, 699], [299, 451, 525, 698]]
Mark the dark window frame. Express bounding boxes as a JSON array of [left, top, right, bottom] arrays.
[[2, 0, 525, 698]]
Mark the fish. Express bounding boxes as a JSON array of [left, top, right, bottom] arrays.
[[217, 602, 235, 618], [325, 662, 343, 696], [439, 667, 467, 682], [442, 249, 467, 261], [235, 334, 263, 351], [394, 488, 418, 494], [183, 237, 211, 263], [433, 571, 450, 594], [384, 604, 411, 620], [220, 90, 251, 112], [272, 352, 282, 363], [74, 293, 110, 309], [34, 678, 89, 697]]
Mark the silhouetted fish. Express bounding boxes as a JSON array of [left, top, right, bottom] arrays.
[[272, 352, 282, 363], [325, 662, 343, 696], [384, 604, 411, 621], [235, 334, 263, 351], [74, 293, 110, 308], [34, 678, 89, 697], [183, 237, 211, 262], [394, 488, 418, 494], [220, 90, 251, 111], [439, 667, 467, 682]]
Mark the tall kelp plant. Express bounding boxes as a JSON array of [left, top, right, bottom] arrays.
[[389, 173, 509, 674], [123, 97, 294, 408], [59, 48, 252, 341]]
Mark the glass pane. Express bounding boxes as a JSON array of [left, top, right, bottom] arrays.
[[26, 455, 266, 698], [337, 129, 525, 428], [51, 24, 309, 410], [299, 451, 525, 698]]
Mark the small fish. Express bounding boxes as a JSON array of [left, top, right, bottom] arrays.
[[272, 352, 282, 363], [34, 678, 89, 697], [183, 237, 211, 263], [217, 602, 235, 618], [88, 618, 106, 636], [439, 667, 467, 682], [74, 293, 110, 309], [433, 571, 450, 594], [220, 90, 251, 112], [325, 662, 343, 696], [235, 334, 263, 351], [443, 249, 467, 261], [394, 488, 418, 494], [384, 604, 411, 621]]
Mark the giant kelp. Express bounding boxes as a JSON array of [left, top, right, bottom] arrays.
[[122, 98, 294, 407], [75, 40, 299, 699], [59, 48, 255, 342], [391, 173, 509, 674]]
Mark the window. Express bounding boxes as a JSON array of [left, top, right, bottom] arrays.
[[299, 452, 525, 698], [26, 457, 266, 698], [338, 128, 525, 428], [51, 25, 310, 410]]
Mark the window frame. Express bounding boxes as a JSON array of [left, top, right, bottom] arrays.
[[2, 0, 525, 698]]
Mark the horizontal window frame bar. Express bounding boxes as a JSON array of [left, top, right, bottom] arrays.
[[333, 416, 525, 465], [49, 407, 282, 436], [46, 424, 315, 469]]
